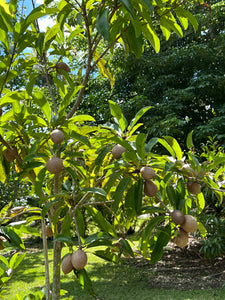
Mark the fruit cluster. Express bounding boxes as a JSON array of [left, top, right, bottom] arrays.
[[61, 249, 87, 274], [171, 210, 198, 248], [46, 129, 65, 174]]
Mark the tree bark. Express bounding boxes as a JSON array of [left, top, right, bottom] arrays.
[[52, 239, 62, 300]]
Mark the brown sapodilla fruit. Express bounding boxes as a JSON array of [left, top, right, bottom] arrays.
[[50, 129, 65, 144], [71, 249, 87, 270], [3, 147, 17, 162], [111, 144, 126, 159], [62, 254, 74, 274], [140, 166, 155, 180], [45, 225, 53, 238], [187, 182, 201, 195], [56, 62, 70, 74], [181, 214, 198, 233], [144, 180, 158, 197], [46, 157, 63, 174], [173, 228, 189, 248], [170, 210, 185, 225]]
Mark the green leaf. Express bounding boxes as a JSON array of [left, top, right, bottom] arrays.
[[119, 0, 135, 18], [109, 100, 127, 133], [77, 268, 97, 297], [158, 138, 175, 158], [120, 238, 134, 257], [75, 208, 85, 238], [82, 187, 107, 197], [33, 91, 51, 124], [54, 234, 74, 245], [151, 225, 171, 263], [163, 136, 183, 160], [22, 6, 58, 32], [44, 23, 60, 49], [85, 232, 111, 246], [70, 131, 91, 147], [134, 178, 144, 215], [125, 184, 136, 219], [186, 130, 194, 149], [136, 133, 146, 159], [142, 23, 160, 53], [112, 176, 132, 212], [140, 215, 165, 255], [87, 207, 117, 238], [1, 226, 25, 250], [196, 192, 205, 214], [9, 253, 26, 270], [96, 9, 110, 41], [93, 248, 120, 263]]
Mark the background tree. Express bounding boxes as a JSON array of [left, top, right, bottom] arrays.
[[79, 0, 225, 149]]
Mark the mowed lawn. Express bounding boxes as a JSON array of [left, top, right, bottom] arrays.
[[3, 241, 225, 300]]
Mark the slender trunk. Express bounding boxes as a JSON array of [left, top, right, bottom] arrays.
[[52, 239, 62, 300], [52, 172, 62, 300], [41, 219, 51, 300]]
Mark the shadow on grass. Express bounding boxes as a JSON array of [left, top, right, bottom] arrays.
[[60, 259, 149, 300]]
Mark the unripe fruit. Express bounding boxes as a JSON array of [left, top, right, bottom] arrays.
[[62, 254, 74, 274], [111, 144, 126, 159], [144, 180, 158, 197], [187, 182, 201, 195], [173, 228, 189, 248], [56, 62, 70, 74], [46, 157, 63, 174], [45, 225, 53, 238], [50, 129, 64, 144], [170, 210, 185, 225], [181, 215, 198, 233], [71, 249, 87, 270], [3, 147, 17, 162], [140, 166, 155, 180]]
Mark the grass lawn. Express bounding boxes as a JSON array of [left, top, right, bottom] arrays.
[[3, 239, 225, 300]]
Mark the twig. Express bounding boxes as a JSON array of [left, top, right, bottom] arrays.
[[74, 208, 82, 249]]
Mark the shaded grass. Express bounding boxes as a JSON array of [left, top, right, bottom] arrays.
[[3, 239, 225, 300]]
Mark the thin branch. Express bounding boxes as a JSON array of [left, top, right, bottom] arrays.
[[155, 195, 171, 213], [66, 2, 93, 118], [74, 208, 82, 249]]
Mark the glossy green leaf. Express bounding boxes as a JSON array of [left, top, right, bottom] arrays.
[[9, 253, 26, 270], [54, 234, 74, 245], [140, 215, 165, 255], [112, 176, 132, 212], [93, 248, 120, 263], [33, 91, 51, 124], [163, 136, 183, 160], [196, 192, 205, 214], [119, 0, 135, 18], [136, 133, 146, 159], [1, 226, 25, 250], [96, 8, 110, 41], [186, 130, 194, 149], [151, 225, 171, 263], [77, 268, 96, 297], [109, 100, 127, 132], [87, 207, 117, 238]]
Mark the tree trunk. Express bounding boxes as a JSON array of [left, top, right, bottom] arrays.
[[52, 240, 62, 300]]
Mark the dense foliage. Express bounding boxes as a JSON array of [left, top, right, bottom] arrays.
[[80, 1, 225, 149], [0, 0, 224, 299]]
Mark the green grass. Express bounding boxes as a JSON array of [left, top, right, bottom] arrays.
[[3, 241, 225, 300]]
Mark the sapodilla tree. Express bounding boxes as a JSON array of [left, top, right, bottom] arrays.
[[0, 0, 205, 299]]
